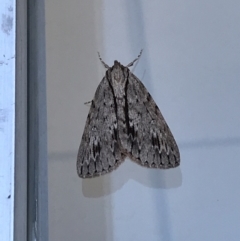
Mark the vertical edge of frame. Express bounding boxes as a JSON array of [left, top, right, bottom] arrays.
[[0, 0, 16, 240], [27, 0, 49, 240], [14, 0, 28, 240]]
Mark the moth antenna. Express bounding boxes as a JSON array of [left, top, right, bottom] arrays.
[[98, 52, 110, 69], [126, 49, 143, 67]]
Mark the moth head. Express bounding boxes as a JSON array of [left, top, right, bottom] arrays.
[[110, 61, 128, 85]]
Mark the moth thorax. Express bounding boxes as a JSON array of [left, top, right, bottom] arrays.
[[111, 71, 124, 83]]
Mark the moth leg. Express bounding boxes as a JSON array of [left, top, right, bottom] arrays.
[[98, 52, 110, 69], [126, 49, 143, 67], [84, 100, 92, 105]]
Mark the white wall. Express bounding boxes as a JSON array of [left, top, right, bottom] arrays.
[[46, 1, 240, 240]]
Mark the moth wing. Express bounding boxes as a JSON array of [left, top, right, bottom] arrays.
[[77, 77, 125, 178], [121, 73, 180, 168]]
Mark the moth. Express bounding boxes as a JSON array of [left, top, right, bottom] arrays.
[[77, 50, 180, 178]]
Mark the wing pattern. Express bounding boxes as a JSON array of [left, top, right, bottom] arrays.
[[77, 77, 125, 178], [120, 72, 180, 168]]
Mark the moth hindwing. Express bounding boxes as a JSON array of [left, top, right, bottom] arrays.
[[77, 50, 180, 178]]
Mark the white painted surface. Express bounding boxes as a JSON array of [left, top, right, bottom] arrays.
[[47, 1, 240, 240], [0, 1, 15, 241]]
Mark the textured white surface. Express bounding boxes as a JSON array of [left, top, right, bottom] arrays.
[[46, 1, 240, 240], [0, 1, 15, 240]]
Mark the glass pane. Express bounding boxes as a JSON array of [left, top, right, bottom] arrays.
[[46, 1, 240, 241]]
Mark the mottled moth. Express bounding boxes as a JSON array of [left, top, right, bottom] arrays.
[[77, 50, 180, 178]]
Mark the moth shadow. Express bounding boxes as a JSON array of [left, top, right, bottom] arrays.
[[82, 159, 182, 198]]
